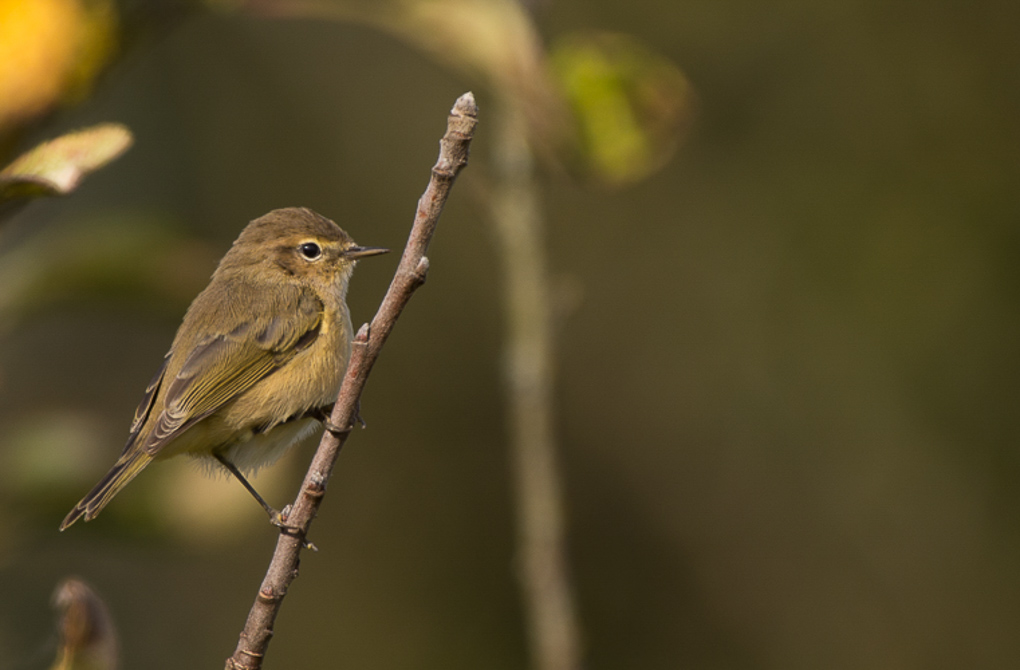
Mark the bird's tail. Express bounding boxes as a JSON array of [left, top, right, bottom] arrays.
[[60, 451, 154, 530]]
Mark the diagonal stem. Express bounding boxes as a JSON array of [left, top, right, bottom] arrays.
[[225, 92, 477, 670], [214, 453, 284, 524]]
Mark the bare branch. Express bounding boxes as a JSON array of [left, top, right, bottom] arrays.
[[225, 92, 478, 670]]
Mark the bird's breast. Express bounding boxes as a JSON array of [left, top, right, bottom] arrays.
[[219, 416, 323, 473], [221, 304, 351, 436]]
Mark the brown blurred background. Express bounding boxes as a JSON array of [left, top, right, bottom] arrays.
[[2, 1, 1020, 668]]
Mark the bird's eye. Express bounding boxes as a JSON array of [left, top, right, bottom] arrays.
[[298, 242, 322, 260]]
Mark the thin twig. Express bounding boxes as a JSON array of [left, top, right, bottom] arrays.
[[491, 101, 583, 670], [225, 92, 478, 670]]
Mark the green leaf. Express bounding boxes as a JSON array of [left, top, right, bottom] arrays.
[[0, 123, 132, 202], [550, 32, 694, 186]]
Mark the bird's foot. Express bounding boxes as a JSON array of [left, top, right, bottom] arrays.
[[269, 505, 317, 551]]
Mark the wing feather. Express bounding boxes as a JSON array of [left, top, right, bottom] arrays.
[[120, 352, 171, 457], [140, 285, 324, 455]]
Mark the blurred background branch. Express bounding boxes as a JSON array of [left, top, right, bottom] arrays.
[[490, 98, 581, 670]]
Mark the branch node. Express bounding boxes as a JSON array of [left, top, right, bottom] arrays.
[[414, 256, 430, 283], [306, 472, 327, 495], [431, 166, 455, 181], [354, 323, 370, 344]]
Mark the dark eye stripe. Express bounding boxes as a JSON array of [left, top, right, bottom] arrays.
[[298, 242, 322, 260]]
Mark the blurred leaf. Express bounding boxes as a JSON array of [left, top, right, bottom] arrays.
[[550, 32, 694, 186], [0, 123, 132, 203], [51, 578, 118, 670], [0, 0, 119, 137]]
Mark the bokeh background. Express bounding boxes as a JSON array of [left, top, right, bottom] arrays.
[[2, 1, 1020, 668]]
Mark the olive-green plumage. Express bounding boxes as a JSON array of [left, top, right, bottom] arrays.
[[60, 207, 388, 530]]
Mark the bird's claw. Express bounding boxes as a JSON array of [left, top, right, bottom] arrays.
[[269, 505, 316, 550]]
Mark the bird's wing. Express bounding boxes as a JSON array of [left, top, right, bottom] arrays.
[[140, 284, 324, 455], [118, 352, 172, 457]]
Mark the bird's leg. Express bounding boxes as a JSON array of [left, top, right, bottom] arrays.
[[213, 454, 316, 549], [217, 454, 320, 550], [213, 453, 287, 524]]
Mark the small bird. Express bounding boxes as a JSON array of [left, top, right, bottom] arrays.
[[60, 207, 388, 530]]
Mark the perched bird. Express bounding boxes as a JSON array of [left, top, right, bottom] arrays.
[[60, 207, 388, 530]]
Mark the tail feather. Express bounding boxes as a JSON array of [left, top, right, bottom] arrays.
[[60, 452, 154, 530]]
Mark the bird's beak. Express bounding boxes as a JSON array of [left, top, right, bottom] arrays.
[[344, 246, 390, 259]]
